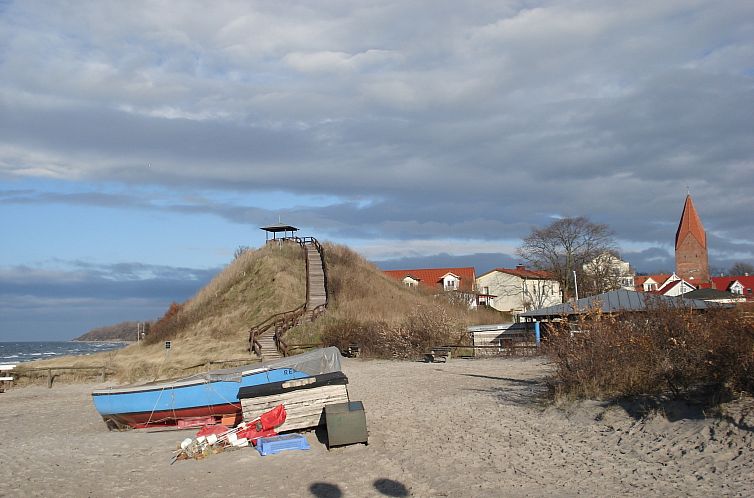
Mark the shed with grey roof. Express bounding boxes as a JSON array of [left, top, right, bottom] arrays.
[[519, 289, 729, 321]]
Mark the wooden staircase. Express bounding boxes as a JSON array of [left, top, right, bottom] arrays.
[[249, 237, 328, 360], [306, 243, 327, 310], [256, 332, 283, 361]]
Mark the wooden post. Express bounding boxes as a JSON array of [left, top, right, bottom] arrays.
[[100, 367, 106, 382], [47, 369, 53, 388]]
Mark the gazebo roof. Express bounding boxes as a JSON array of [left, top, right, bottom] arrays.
[[260, 223, 299, 233]]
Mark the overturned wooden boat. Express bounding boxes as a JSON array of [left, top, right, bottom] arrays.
[[240, 370, 350, 432], [91, 347, 343, 430]]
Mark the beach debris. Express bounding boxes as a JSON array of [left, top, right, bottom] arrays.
[[257, 434, 310, 456], [171, 404, 287, 463]]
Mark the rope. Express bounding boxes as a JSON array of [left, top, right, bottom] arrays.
[[145, 385, 168, 427]]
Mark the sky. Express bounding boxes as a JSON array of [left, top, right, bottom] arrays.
[[1, 1, 753, 341]]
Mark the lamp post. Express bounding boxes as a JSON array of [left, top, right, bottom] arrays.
[[573, 270, 579, 301]]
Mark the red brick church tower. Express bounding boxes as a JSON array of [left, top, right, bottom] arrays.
[[675, 194, 710, 284]]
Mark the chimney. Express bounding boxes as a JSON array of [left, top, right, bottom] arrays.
[[516, 264, 526, 271]]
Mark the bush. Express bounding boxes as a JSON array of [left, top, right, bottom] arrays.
[[320, 305, 466, 359], [143, 302, 186, 345], [544, 304, 754, 401]]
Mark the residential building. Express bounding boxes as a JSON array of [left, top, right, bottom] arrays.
[[476, 265, 561, 314], [712, 275, 754, 301], [635, 272, 695, 296], [383, 267, 478, 306], [656, 278, 696, 297], [583, 252, 635, 291], [635, 274, 673, 292]]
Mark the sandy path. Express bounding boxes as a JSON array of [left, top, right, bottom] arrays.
[[1, 357, 752, 497]]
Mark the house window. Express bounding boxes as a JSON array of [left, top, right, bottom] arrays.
[[446, 280, 456, 290]]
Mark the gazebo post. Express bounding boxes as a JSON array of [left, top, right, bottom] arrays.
[[260, 222, 299, 245]]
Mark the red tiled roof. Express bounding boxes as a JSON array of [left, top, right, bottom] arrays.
[[675, 194, 706, 250], [658, 279, 694, 295], [662, 280, 682, 293], [634, 274, 672, 291], [480, 266, 556, 280], [713, 275, 754, 294], [384, 267, 476, 292]]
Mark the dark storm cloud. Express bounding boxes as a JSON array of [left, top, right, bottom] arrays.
[[1, 1, 753, 271], [0, 261, 219, 340], [0, 262, 218, 302]]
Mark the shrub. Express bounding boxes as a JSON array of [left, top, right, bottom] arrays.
[[143, 302, 186, 345], [319, 305, 466, 359], [544, 304, 754, 401]]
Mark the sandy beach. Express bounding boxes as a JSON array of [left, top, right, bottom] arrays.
[[1, 356, 752, 497]]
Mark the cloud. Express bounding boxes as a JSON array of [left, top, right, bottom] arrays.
[[0, 261, 218, 340], [0, 1, 753, 338], [0, 261, 217, 300]]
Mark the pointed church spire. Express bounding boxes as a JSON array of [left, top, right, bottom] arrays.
[[675, 194, 709, 283], [675, 194, 706, 250]]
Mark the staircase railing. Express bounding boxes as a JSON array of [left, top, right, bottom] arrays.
[[247, 237, 328, 357], [248, 304, 306, 355]]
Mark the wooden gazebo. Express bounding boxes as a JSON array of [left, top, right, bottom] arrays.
[[260, 223, 299, 242]]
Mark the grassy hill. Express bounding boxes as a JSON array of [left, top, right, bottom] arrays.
[[20, 241, 501, 383]]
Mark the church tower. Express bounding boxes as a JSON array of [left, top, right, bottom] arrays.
[[675, 194, 710, 284]]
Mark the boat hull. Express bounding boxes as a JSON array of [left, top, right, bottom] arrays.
[[91, 347, 344, 430], [93, 368, 309, 429]]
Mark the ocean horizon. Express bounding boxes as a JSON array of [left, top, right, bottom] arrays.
[[0, 341, 129, 364]]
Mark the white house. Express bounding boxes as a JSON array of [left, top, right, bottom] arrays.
[[583, 252, 635, 291], [476, 265, 561, 314]]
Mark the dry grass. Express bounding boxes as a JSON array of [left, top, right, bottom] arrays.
[[544, 303, 754, 402], [287, 242, 502, 358], [23, 240, 507, 382], [23, 243, 306, 382]]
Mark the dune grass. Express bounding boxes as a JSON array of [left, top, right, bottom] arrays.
[[20, 243, 305, 383], [20, 240, 506, 383], [287, 242, 505, 357]]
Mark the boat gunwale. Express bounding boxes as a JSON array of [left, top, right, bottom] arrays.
[[92, 366, 270, 396]]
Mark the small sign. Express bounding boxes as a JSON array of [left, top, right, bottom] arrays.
[[165, 341, 171, 350]]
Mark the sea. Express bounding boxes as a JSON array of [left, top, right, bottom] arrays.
[[0, 341, 129, 364]]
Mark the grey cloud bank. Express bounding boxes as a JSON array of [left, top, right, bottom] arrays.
[[1, 1, 753, 339]]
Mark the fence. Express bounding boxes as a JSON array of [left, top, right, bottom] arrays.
[[13, 366, 117, 388]]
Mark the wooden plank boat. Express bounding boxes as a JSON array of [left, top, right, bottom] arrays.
[[91, 347, 342, 430]]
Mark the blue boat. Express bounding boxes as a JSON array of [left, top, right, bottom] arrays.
[[92, 347, 342, 429]]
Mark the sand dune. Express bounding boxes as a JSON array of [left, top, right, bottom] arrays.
[[1, 357, 752, 497]]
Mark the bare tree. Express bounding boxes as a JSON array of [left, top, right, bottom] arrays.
[[729, 261, 754, 276], [517, 217, 616, 300], [491, 276, 558, 311], [581, 250, 632, 294], [521, 278, 558, 310]]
